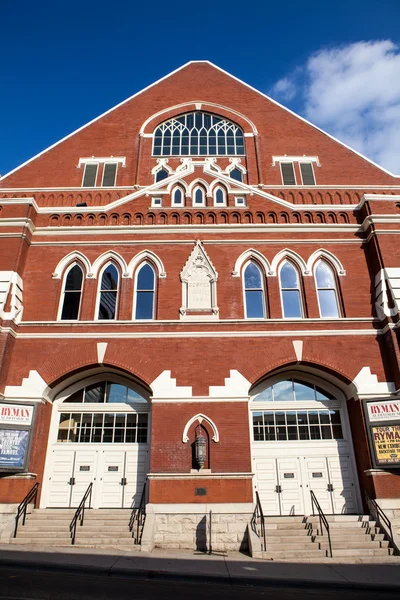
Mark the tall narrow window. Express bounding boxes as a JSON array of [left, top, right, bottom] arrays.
[[155, 168, 169, 182], [82, 163, 98, 187], [193, 186, 205, 206], [300, 162, 316, 185], [230, 168, 243, 182], [315, 261, 340, 317], [280, 261, 303, 318], [98, 264, 119, 320], [280, 162, 296, 185], [135, 263, 155, 319], [244, 262, 265, 318], [172, 187, 184, 206], [102, 163, 117, 187], [214, 187, 226, 206], [60, 264, 83, 320]]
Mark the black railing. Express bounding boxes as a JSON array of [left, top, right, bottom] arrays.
[[364, 489, 398, 555], [251, 491, 266, 551], [14, 482, 40, 538], [129, 481, 147, 544], [69, 483, 93, 545], [310, 490, 333, 558], [208, 510, 212, 555]]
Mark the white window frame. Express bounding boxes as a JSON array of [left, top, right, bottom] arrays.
[[57, 263, 84, 321], [133, 261, 157, 321], [242, 260, 266, 319], [81, 162, 99, 187], [235, 196, 246, 207], [299, 161, 316, 186], [95, 262, 120, 321], [279, 161, 297, 186], [278, 260, 304, 319], [192, 185, 206, 207], [101, 162, 118, 187], [151, 197, 163, 208], [171, 186, 185, 207], [314, 260, 341, 318], [213, 186, 227, 207]]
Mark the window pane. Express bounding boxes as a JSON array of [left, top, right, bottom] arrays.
[[318, 290, 339, 318], [135, 291, 154, 319], [281, 162, 296, 185], [244, 263, 262, 289], [194, 188, 204, 204], [61, 292, 81, 320], [65, 265, 83, 291], [127, 389, 147, 403], [230, 168, 242, 182], [82, 164, 97, 187], [282, 290, 302, 318], [300, 162, 315, 185], [107, 383, 127, 403], [254, 386, 273, 402], [98, 291, 117, 319], [245, 290, 264, 318], [173, 189, 182, 204], [64, 390, 84, 403], [101, 265, 118, 290], [137, 264, 154, 291], [316, 387, 333, 401], [280, 262, 299, 288], [156, 168, 168, 182], [293, 381, 315, 401], [102, 163, 117, 187], [273, 380, 294, 401], [215, 189, 224, 204], [316, 262, 335, 288], [85, 383, 105, 403], [332, 425, 343, 439]]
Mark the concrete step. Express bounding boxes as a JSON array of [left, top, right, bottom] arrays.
[[264, 523, 310, 530], [307, 515, 369, 523], [263, 549, 326, 559], [74, 537, 135, 545], [76, 544, 141, 551], [10, 538, 72, 546], [332, 548, 393, 557], [310, 521, 376, 529], [265, 533, 313, 542], [265, 540, 317, 550], [319, 540, 390, 550], [272, 556, 400, 564], [264, 516, 307, 523]]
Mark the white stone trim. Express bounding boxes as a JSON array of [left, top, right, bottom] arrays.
[[232, 249, 271, 277], [209, 370, 250, 398], [306, 249, 346, 276], [270, 249, 309, 276], [182, 413, 220, 443], [292, 340, 303, 361], [4, 370, 49, 402], [151, 370, 192, 399], [146, 502, 254, 513], [77, 156, 126, 168], [272, 155, 321, 167], [0, 271, 24, 323], [351, 366, 396, 399], [127, 250, 166, 279], [91, 251, 129, 278], [52, 251, 92, 279]]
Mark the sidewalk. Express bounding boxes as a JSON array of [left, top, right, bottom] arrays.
[[0, 543, 399, 591]]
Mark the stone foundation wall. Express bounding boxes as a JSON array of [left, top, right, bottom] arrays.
[[154, 512, 249, 552]]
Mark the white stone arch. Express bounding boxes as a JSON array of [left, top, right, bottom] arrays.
[[307, 249, 346, 276], [127, 250, 166, 278], [209, 179, 230, 194], [140, 101, 258, 135], [91, 251, 129, 278], [225, 158, 247, 176], [151, 158, 173, 178], [232, 249, 271, 277], [182, 413, 220, 443], [167, 179, 189, 193], [52, 251, 92, 279], [270, 249, 308, 276], [188, 178, 211, 196]]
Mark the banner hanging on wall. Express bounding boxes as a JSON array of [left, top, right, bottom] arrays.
[[364, 399, 400, 469], [0, 429, 30, 469]]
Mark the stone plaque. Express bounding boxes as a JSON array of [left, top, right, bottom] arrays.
[[187, 268, 211, 309], [195, 487, 207, 496]]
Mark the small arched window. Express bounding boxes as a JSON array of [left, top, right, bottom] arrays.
[[280, 261, 303, 318], [97, 263, 119, 320], [193, 186, 205, 206], [135, 263, 156, 320], [315, 261, 340, 318], [155, 168, 169, 183], [230, 168, 243, 182], [214, 186, 226, 206], [172, 186, 184, 207], [60, 264, 83, 320], [244, 261, 265, 318]]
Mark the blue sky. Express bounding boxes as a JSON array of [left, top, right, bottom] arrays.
[[1, 0, 400, 177]]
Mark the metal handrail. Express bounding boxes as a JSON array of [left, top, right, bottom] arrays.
[[310, 490, 333, 557], [14, 482, 40, 538], [250, 491, 266, 551], [69, 482, 93, 545], [129, 480, 147, 544], [364, 489, 398, 555], [209, 510, 212, 555]]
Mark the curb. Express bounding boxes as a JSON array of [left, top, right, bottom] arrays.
[[0, 558, 400, 592]]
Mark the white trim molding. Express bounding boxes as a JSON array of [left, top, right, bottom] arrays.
[[4, 370, 49, 402], [91, 251, 129, 278], [232, 249, 271, 277], [127, 250, 166, 278], [306, 249, 346, 276], [77, 156, 126, 168], [182, 413, 220, 443], [272, 155, 321, 167], [52, 251, 92, 279], [270, 249, 309, 276], [151, 370, 192, 399]]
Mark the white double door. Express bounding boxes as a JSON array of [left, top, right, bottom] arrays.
[[46, 446, 148, 508], [254, 454, 357, 515]]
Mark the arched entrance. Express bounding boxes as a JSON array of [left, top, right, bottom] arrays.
[[41, 371, 151, 508], [250, 369, 361, 515]]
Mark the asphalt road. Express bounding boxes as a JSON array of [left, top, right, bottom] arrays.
[[0, 567, 398, 600]]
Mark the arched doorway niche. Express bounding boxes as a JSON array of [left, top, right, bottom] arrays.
[[249, 367, 362, 516], [42, 369, 151, 509]]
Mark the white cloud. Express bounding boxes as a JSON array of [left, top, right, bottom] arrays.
[[269, 41, 400, 174]]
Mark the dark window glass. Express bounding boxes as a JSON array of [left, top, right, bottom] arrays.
[[215, 188, 225, 204], [98, 264, 119, 320], [194, 188, 204, 205], [244, 262, 265, 318], [300, 162, 316, 185], [135, 264, 155, 320], [230, 168, 243, 182], [61, 265, 83, 320], [156, 168, 169, 182], [281, 162, 296, 185], [82, 164, 98, 187], [85, 383, 105, 403], [102, 163, 117, 187], [173, 188, 183, 205]]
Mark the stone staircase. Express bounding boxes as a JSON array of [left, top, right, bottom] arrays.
[[10, 508, 141, 551], [261, 515, 400, 562]]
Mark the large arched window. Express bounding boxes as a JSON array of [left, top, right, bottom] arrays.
[[315, 261, 340, 318], [135, 263, 156, 320], [60, 264, 83, 320], [243, 261, 266, 318], [97, 263, 119, 320], [153, 112, 245, 156], [279, 261, 303, 318]]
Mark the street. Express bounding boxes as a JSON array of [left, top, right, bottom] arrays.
[[0, 566, 397, 600]]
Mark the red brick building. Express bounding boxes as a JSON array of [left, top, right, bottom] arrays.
[[1, 61, 400, 543]]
